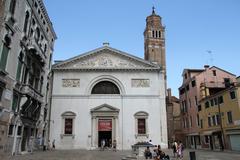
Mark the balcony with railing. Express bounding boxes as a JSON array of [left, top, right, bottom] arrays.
[[21, 84, 43, 103], [26, 36, 47, 63]]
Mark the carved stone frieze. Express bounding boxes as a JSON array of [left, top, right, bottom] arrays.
[[62, 79, 80, 87], [131, 79, 150, 88], [71, 53, 145, 68], [53, 47, 161, 71]]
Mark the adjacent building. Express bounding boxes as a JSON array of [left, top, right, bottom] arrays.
[[0, 0, 6, 32], [198, 76, 240, 151], [0, 0, 56, 155], [49, 9, 168, 150], [166, 88, 184, 147], [179, 65, 236, 149]]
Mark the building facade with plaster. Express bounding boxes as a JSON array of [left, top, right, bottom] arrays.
[[198, 76, 240, 151], [179, 65, 236, 149]]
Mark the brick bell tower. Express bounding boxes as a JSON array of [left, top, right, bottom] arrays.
[[144, 7, 166, 76]]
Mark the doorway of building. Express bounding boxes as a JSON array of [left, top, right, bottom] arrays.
[[21, 127, 28, 151], [98, 131, 112, 147], [98, 119, 112, 147]]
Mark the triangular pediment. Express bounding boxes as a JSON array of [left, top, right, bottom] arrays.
[[91, 104, 119, 113], [53, 46, 160, 70]]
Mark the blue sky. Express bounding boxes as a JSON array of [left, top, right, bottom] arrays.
[[44, 0, 240, 96]]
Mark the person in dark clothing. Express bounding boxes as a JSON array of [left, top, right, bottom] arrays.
[[144, 146, 152, 159]]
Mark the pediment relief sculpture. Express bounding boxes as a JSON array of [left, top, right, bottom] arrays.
[[53, 47, 160, 70]]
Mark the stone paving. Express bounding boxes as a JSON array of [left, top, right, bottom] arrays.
[[1, 148, 240, 160]]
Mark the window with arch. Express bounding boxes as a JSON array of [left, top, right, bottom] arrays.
[[0, 35, 11, 71], [35, 27, 40, 41], [152, 30, 155, 38], [61, 111, 76, 135], [44, 44, 47, 53], [23, 11, 30, 33], [134, 111, 149, 135], [9, 0, 17, 15], [16, 52, 24, 81], [91, 81, 120, 94]]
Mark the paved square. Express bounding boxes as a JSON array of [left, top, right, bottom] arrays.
[[2, 149, 240, 160]]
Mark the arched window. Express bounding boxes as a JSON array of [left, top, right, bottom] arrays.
[[152, 30, 155, 38], [91, 81, 120, 94], [159, 31, 161, 38], [23, 11, 30, 33], [0, 35, 11, 71], [16, 52, 24, 81], [39, 76, 43, 93], [44, 44, 47, 53], [35, 27, 40, 41], [9, 0, 17, 15]]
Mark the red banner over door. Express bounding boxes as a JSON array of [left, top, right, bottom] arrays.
[[98, 119, 112, 131]]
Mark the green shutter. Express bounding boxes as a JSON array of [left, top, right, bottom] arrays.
[[16, 60, 22, 81], [12, 94, 18, 111], [0, 44, 9, 71]]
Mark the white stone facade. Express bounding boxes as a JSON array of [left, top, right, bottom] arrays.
[[50, 46, 168, 150]]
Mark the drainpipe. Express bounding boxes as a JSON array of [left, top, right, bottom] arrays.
[[217, 96, 226, 150], [121, 94, 123, 151], [47, 71, 54, 146]]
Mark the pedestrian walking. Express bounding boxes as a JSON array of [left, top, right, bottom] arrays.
[[109, 139, 112, 148], [172, 140, 177, 158], [112, 139, 117, 152], [48, 140, 52, 150], [101, 139, 105, 151], [177, 141, 184, 159], [52, 139, 55, 149]]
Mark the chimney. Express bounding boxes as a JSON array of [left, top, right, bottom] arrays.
[[167, 88, 172, 101], [103, 42, 110, 46], [204, 65, 210, 69]]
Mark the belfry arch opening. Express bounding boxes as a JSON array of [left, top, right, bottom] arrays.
[[91, 81, 120, 94]]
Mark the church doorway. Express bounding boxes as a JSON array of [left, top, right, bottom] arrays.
[[98, 119, 112, 147], [90, 104, 119, 149], [98, 131, 112, 147]]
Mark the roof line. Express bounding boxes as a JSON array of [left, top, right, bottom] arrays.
[[53, 46, 160, 68], [210, 66, 236, 76]]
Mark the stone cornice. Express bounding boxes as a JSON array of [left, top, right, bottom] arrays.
[[52, 67, 160, 72], [53, 46, 161, 70], [52, 94, 164, 99]]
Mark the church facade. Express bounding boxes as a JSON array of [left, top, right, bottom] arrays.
[[49, 9, 167, 150]]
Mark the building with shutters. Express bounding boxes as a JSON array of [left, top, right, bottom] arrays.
[[0, 0, 56, 155], [179, 65, 237, 149], [198, 76, 240, 151]]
